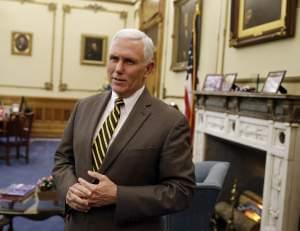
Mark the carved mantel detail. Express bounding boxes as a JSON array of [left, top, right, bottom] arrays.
[[194, 91, 300, 123]]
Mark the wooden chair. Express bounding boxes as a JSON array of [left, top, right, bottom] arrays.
[[16, 112, 34, 163], [0, 113, 20, 165], [0, 112, 34, 165]]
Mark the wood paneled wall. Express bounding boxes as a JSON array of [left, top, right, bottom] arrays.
[[0, 95, 77, 138]]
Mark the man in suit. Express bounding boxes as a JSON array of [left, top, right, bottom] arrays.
[[52, 28, 195, 231]]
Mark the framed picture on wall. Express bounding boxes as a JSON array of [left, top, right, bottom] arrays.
[[261, 70, 286, 93], [139, 0, 164, 26], [221, 73, 237, 91], [171, 0, 201, 72], [230, 0, 297, 47], [11, 32, 33, 56], [202, 74, 224, 91], [81, 34, 108, 66]]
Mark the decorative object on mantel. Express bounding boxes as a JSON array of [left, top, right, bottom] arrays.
[[261, 70, 287, 94], [233, 84, 256, 92]]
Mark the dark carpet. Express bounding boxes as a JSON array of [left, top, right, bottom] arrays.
[[0, 139, 64, 231]]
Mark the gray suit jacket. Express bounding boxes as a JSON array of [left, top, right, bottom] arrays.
[[52, 89, 195, 231]]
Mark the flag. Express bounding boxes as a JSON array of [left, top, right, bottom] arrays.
[[184, 3, 201, 139], [184, 42, 194, 126]]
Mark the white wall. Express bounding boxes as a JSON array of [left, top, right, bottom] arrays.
[[0, 0, 135, 99], [1, 0, 299, 102]]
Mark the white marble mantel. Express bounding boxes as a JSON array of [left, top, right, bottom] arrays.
[[193, 92, 300, 231]]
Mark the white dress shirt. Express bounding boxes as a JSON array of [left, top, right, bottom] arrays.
[[93, 86, 145, 147]]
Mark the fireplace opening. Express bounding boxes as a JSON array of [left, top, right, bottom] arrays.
[[204, 135, 266, 230], [204, 134, 266, 200]]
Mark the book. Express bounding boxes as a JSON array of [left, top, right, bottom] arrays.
[[0, 184, 35, 202], [0, 195, 34, 210]]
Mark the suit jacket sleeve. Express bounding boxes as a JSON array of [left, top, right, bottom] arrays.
[[52, 102, 79, 202], [115, 114, 195, 223]]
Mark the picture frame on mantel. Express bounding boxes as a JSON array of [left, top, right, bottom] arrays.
[[202, 74, 224, 91], [261, 70, 286, 94], [171, 0, 201, 72], [230, 0, 297, 48], [221, 73, 237, 92]]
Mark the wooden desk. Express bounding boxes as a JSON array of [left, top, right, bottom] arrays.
[[0, 190, 64, 231]]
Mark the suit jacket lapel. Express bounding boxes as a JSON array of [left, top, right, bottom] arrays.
[[100, 89, 152, 173]]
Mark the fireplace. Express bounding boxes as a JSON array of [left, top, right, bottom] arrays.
[[193, 92, 300, 231], [205, 135, 265, 201]]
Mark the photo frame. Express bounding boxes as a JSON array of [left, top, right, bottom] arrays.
[[261, 70, 286, 93], [81, 34, 108, 66], [202, 74, 224, 91], [222, 73, 237, 92], [11, 32, 33, 56], [171, 0, 201, 72], [230, 0, 297, 47]]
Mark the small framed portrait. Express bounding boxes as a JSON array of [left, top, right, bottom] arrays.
[[221, 73, 237, 91], [230, 0, 297, 47], [202, 74, 224, 91], [81, 34, 108, 66], [11, 32, 33, 56], [261, 70, 286, 93]]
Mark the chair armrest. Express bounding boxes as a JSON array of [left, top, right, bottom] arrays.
[[196, 182, 221, 191]]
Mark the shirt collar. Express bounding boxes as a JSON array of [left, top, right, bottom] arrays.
[[111, 86, 145, 109]]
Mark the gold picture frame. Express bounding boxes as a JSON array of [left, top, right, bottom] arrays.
[[11, 32, 33, 56], [171, 0, 201, 72], [81, 34, 108, 66], [230, 0, 297, 48]]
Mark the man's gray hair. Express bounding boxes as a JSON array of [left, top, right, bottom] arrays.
[[111, 28, 154, 62]]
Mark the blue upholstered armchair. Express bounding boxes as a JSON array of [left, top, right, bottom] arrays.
[[164, 161, 230, 231]]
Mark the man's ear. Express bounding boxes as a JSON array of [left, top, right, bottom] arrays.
[[145, 61, 154, 76]]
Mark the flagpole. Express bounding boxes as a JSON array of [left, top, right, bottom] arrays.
[[190, 2, 201, 131]]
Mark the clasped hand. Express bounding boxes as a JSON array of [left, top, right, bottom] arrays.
[[66, 171, 117, 213]]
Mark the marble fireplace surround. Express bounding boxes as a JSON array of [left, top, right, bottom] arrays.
[[193, 92, 300, 231]]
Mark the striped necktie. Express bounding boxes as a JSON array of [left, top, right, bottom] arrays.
[[92, 98, 124, 171]]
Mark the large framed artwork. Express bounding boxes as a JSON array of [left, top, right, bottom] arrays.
[[81, 34, 108, 66], [171, 0, 201, 72], [230, 0, 297, 47], [11, 32, 33, 56]]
